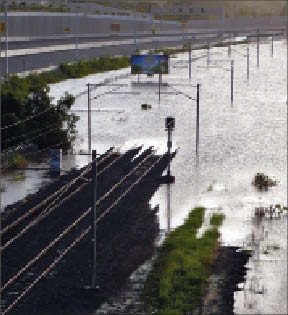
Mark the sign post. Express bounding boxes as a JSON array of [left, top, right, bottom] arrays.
[[50, 149, 62, 175]]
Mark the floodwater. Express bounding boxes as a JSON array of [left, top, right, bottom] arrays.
[[2, 39, 287, 313]]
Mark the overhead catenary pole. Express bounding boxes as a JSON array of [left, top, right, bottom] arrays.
[[271, 33, 274, 57], [189, 46, 192, 79], [228, 31, 232, 57], [231, 60, 234, 104], [257, 28, 260, 67], [196, 83, 200, 154], [158, 60, 161, 102], [87, 83, 91, 155], [207, 41, 210, 67], [247, 44, 249, 81], [91, 150, 98, 289]]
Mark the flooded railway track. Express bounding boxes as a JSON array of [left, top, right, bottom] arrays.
[[1, 146, 175, 315]]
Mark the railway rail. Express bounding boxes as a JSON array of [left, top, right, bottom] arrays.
[[1, 146, 175, 315]]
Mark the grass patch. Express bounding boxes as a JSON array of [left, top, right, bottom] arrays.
[[143, 207, 223, 314]]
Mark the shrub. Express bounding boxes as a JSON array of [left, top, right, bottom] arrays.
[[210, 213, 225, 226], [7, 154, 28, 169]]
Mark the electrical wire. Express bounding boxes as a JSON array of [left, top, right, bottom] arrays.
[[0, 149, 115, 236], [1, 152, 164, 314], [1, 148, 151, 250], [1, 107, 53, 131]]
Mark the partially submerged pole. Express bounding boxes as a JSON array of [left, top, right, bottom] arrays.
[[92, 150, 98, 289], [228, 32, 232, 57], [231, 60, 234, 104], [257, 28, 260, 67], [189, 47, 192, 79], [271, 33, 274, 57], [196, 84, 200, 154], [207, 41, 210, 67], [247, 44, 249, 81]]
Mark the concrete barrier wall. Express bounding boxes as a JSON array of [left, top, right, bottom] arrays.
[[2, 13, 183, 39], [2, 13, 286, 40]]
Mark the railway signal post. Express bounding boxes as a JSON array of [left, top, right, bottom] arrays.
[[162, 117, 175, 184]]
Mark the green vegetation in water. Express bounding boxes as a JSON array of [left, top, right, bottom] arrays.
[[206, 184, 213, 192], [141, 104, 152, 110], [6, 154, 28, 170], [143, 207, 223, 314], [210, 213, 225, 227], [214, 40, 249, 47]]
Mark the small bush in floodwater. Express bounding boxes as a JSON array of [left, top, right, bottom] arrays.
[[210, 213, 225, 227], [7, 154, 28, 169]]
